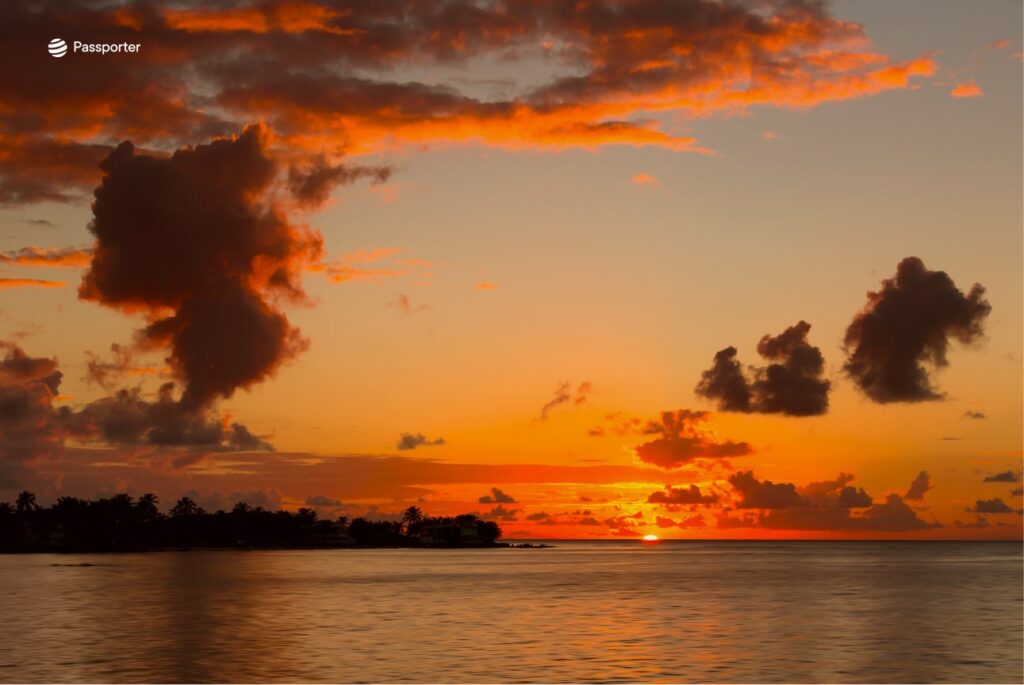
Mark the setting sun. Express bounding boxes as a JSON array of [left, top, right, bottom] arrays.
[[642, 535, 659, 542]]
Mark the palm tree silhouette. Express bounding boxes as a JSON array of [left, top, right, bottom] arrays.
[[401, 506, 423, 534], [170, 497, 200, 518], [402, 506, 423, 524], [15, 491, 37, 515], [137, 493, 159, 519]]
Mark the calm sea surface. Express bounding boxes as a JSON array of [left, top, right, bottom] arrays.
[[0, 541, 1021, 683]]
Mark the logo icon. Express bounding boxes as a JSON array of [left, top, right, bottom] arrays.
[[48, 38, 67, 58]]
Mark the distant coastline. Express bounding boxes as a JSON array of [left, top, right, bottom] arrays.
[[0, 491, 546, 553]]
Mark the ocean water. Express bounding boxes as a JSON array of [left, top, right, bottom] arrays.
[[0, 541, 1020, 683]]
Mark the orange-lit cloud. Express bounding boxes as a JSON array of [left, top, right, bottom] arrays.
[[337, 247, 403, 264], [317, 247, 433, 285], [325, 266, 402, 283], [474, 281, 497, 291], [950, 80, 984, 98], [632, 409, 752, 469], [0, 0, 938, 205], [0, 278, 66, 289], [0, 246, 93, 268], [162, 2, 358, 36], [762, 130, 783, 140]]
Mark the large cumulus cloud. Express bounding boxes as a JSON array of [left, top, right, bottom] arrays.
[[80, 125, 322, 411], [696, 321, 831, 416], [843, 257, 990, 403]]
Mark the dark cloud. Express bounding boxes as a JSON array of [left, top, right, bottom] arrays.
[[73, 384, 273, 453], [843, 257, 991, 403], [227, 422, 274, 451], [539, 381, 591, 419], [696, 321, 830, 416], [182, 487, 283, 514], [954, 515, 993, 529], [0, 340, 271, 482], [751, 321, 831, 416], [724, 470, 940, 531], [0, 0, 935, 206], [390, 294, 427, 315], [1010, 488, 1023, 497], [983, 471, 1019, 483], [84, 343, 163, 390], [603, 514, 642, 536], [0, 139, 114, 206], [397, 433, 446, 450], [647, 484, 718, 505], [539, 381, 571, 419], [587, 412, 664, 438], [656, 514, 707, 528], [0, 342, 67, 463], [525, 511, 550, 521], [694, 347, 751, 412], [962, 410, 986, 420], [478, 487, 516, 504], [728, 470, 804, 509], [80, 126, 323, 412], [287, 154, 392, 207], [800, 473, 873, 509], [852, 494, 943, 531], [305, 495, 343, 507], [969, 498, 1018, 514], [0, 342, 62, 395], [904, 471, 933, 500], [634, 409, 752, 469], [484, 505, 519, 521]]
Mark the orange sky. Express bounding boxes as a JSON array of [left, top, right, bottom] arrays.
[[0, 0, 1021, 539]]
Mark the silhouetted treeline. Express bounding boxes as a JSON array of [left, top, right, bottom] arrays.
[[0, 494, 502, 552]]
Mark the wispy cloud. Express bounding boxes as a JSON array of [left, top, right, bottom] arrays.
[[0, 278, 66, 289]]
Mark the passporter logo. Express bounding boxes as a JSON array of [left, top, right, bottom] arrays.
[[48, 38, 67, 58], [47, 38, 141, 57]]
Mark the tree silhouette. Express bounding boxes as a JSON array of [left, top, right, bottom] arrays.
[[401, 506, 423, 534], [170, 497, 200, 518], [15, 491, 37, 515], [0, 492, 504, 552]]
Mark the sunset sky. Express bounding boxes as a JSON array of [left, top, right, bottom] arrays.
[[0, 0, 1021, 538]]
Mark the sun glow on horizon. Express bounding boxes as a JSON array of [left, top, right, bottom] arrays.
[[642, 534, 659, 542]]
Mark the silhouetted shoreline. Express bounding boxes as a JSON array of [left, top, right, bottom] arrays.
[[0, 491, 548, 553]]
